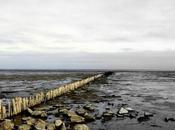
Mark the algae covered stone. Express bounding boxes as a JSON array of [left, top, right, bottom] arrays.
[[73, 124, 90, 130], [0, 119, 14, 130]]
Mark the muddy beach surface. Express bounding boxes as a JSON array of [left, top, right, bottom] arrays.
[[1, 71, 175, 130], [0, 70, 96, 98]]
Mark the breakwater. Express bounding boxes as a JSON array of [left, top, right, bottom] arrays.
[[0, 73, 104, 120]]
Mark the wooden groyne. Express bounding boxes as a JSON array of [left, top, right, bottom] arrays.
[[0, 73, 104, 120]]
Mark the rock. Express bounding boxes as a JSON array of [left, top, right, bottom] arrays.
[[118, 107, 128, 115], [164, 117, 175, 122], [22, 117, 36, 126], [22, 117, 31, 121], [102, 111, 114, 121], [125, 107, 134, 112], [34, 119, 46, 130], [137, 116, 150, 122], [18, 124, 31, 130], [27, 108, 33, 115], [83, 113, 95, 122], [53, 104, 65, 108], [144, 112, 154, 117], [83, 104, 95, 111], [0, 119, 14, 130], [46, 123, 56, 130], [116, 114, 124, 118], [60, 123, 66, 130], [70, 114, 85, 123], [27, 108, 47, 118], [73, 124, 90, 130], [102, 111, 114, 118], [128, 112, 138, 118], [32, 111, 47, 118], [47, 109, 59, 115], [55, 119, 63, 128], [107, 102, 114, 106], [35, 106, 54, 111], [105, 107, 110, 110], [95, 114, 101, 120], [76, 108, 86, 116], [59, 108, 69, 115], [67, 110, 85, 123]]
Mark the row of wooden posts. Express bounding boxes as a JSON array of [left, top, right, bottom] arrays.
[[0, 74, 103, 120]]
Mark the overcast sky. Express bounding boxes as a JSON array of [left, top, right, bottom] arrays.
[[0, 0, 175, 70]]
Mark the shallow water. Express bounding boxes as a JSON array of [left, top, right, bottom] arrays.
[[0, 70, 96, 98], [1, 71, 175, 130]]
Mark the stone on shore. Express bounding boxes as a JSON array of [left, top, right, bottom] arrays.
[[164, 117, 175, 122], [46, 123, 56, 130], [83, 104, 95, 111], [67, 111, 85, 123], [118, 107, 128, 115], [76, 108, 86, 116], [18, 124, 31, 130], [60, 123, 66, 130], [144, 112, 154, 117], [83, 113, 95, 122], [22, 117, 36, 126], [0, 119, 14, 130], [73, 124, 90, 130], [70, 114, 85, 123], [34, 119, 46, 130], [102, 111, 114, 118], [27, 108, 47, 118], [55, 119, 63, 128]]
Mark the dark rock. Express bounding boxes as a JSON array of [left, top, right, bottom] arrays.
[[95, 114, 102, 120], [102, 111, 114, 121], [128, 112, 138, 119], [83, 113, 95, 122], [107, 102, 114, 106], [83, 104, 95, 111], [105, 107, 110, 110], [59, 108, 69, 115], [137, 116, 150, 122], [164, 117, 175, 122], [76, 108, 86, 116], [102, 111, 114, 118]]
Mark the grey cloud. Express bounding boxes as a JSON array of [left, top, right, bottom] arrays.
[[0, 0, 175, 69]]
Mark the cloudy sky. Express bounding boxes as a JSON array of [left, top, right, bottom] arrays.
[[0, 0, 175, 70]]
